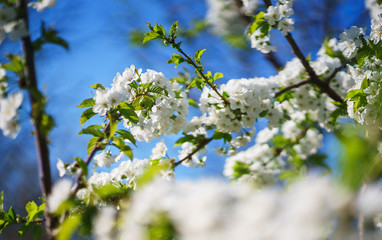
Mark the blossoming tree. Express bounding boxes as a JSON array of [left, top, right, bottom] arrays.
[[1, 0, 382, 239]]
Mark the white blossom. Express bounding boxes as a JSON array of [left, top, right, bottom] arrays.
[[47, 179, 72, 213]]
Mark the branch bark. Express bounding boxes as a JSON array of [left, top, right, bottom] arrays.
[[274, 79, 310, 98], [174, 137, 213, 167], [18, 0, 55, 237]]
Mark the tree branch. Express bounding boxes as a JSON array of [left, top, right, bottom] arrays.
[[173, 137, 213, 167], [262, 0, 344, 103], [18, 0, 55, 237], [172, 45, 230, 107], [274, 79, 311, 98], [324, 57, 356, 83]]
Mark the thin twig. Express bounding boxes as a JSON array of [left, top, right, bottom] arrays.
[[325, 57, 356, 83], [70, 123, 111, 196], [262, 0, 344, 103], [18, 0, 55, 237], [274, 79, 311, 98], [173, 137, 213, 167]]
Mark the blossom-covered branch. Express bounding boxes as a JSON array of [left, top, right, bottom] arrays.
[[262, 0, 344, 103]]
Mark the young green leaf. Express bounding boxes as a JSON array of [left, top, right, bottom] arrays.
[[80, 108, 96, 126], [194, 49, 206, 66], [87, 136, 99, 154], [143, 31, 162, 44], [170, 21, 178, 38], [78, 125, 104, 138], [116, 129, 136, 145], [77, 98, 95, 108], [89, 83, 105, 90], [166, 54, 185, 68]]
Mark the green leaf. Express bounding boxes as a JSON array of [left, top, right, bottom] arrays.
[[212, 130, 232, 143], [194, 49, 206, 66], [213, 72, 223, 81], [307, 153, 331, 172], [188, 98, 198, 108], [57, 215, 81, 240], [147, 85, 166, 95], [132, 95, 154, 110], [116, 130, 136, 145], [143, 31, 162, 44], [89, 83, 105, 90], [107, 112, 118, 138], [7, 207, 15, 222], [74, 157, 88, 178], [113, 137, 133, 159], [356, 48, 370, 67], [87, 136, 99, 154], [153, 23, 165, 36], [118, 103, 139, 124], [77, 98, 95, 108], [249, 11, 265, 35], [34, 22, 69, 51], [80, 108, 96, 126], [170, 21, 178, 38], [188, 77, 205, 90], [336, 126, 377, 191], [78, 125, 104, 138], [25, 201, 45, 224], [174, 134, 195, 147], [2, 54, 24, 73], [166, 54, 185, 68], [31, 225, 43, 240], [344, 89, 363, 101]]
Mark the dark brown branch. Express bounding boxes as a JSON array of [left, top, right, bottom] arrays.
[[262, 0, 344, 103], [325, 57, 356, 83], [173, 137, 213, 167], [18, 0, 55, 237], [70, 123, 110, 196], [274, 79, 310, 98]]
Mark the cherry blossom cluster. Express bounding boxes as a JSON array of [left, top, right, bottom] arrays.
[[263, 0, 294, 35], [249, 0, 294, 53], [199, 77, 280, 134], [92, 65, 188, 143], [338, 26, 365, 58]]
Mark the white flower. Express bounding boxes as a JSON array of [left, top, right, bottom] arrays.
[[371, 18, 382, 44], [151, 139, 167, 159], [3, 20, 28, 41], [47, 179, 72, 213], [56, 158, 67, 177], [28, 0, 56, 12], [94, 151, 123, 168], [94, 207, 116, 240]]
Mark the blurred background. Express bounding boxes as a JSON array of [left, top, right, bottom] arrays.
[[0, 0, 369, 238]]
